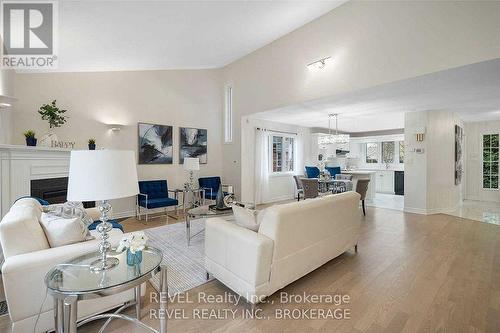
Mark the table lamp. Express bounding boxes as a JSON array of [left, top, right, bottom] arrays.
[[67, 150, 139, 271], [183, 157, 200, 189]]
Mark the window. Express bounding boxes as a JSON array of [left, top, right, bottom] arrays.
[[483, 134, 499, 189], [366, 143, 378, 163], [272, 135, 294, 173], [382, 141, 395, 163], [224, 86, 233, 143], [399, 141, 405, 163]]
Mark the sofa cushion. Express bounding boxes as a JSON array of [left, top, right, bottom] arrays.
[[0, 199, 50, 259], [232, 205, 261, 232], [139, 197, 178, 209], [40, 213, 91, 248]]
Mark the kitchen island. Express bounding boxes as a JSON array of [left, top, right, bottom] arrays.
[[341, 170, 376, 202]]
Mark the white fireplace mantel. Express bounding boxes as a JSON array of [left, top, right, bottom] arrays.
[[0, 144, 71, 217]]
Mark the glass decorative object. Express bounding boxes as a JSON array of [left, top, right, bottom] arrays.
[[127, 249, 143, 266]]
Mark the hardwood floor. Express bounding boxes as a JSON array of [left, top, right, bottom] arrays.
[[77, 207, 500, 332]]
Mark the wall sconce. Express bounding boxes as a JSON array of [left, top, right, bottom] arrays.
[[307, 56, 332, 70], [413, 127, 426, 142], [107, 124, 123, 132]]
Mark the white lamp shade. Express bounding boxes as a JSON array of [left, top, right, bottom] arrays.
[[67, 150, 139, 202], [183, 157, 200, 171]]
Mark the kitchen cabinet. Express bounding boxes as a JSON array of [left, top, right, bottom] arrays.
[[375, 170, 395, 194]]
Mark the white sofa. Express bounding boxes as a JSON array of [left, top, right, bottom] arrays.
[[204, 191, 361, 304], [0, 198, 134, 333]]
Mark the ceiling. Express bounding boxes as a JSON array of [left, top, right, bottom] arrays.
[[55, 0, 345, 72], [253, 58, 500, 132]]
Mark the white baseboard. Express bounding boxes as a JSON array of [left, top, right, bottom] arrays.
[[263, 194, 294, 204], [404, 205, 459, 215], [111, 210, 136, 219]]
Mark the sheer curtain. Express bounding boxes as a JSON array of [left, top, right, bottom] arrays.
[[254, 129, 270, 204]]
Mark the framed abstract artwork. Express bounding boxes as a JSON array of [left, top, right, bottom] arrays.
[[138, 123, 173, 164], [179, 127, 207, 164]]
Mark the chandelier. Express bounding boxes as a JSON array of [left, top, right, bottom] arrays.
[[318, 114, 349, 145]]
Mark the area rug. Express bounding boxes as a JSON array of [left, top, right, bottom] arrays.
[[144, 218, 216, 295]]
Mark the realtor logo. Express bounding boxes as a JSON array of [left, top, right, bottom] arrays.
[[1, 1, 58, 69]]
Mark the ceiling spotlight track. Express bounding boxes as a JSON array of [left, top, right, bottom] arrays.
[[307, 56, 332, 70]]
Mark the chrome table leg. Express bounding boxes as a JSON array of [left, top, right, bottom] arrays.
[[135, 286, 141, 319], [186, 214, 191, 246], [54, 297, 64, 333], [159, 265, 168, 333], [63, 295, 78, 333]]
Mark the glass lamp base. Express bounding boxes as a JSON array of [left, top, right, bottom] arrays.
[[90, 257, 119, 272]]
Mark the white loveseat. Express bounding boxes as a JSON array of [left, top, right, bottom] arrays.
[[204, 191, 361, 304], [0, 198, 134, 333]]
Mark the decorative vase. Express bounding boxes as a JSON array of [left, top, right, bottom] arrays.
[[26, 137, 37, 146], [216, 186, 224, 209], [39, 130, 58, 147], [88, 143, 96, 150], [127, 249, 142, 266]]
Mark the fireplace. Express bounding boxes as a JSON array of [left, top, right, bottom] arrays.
[[30, 177, 95, 208]]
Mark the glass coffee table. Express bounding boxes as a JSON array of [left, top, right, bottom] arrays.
[[45, 246, 167, 333], [186, 205, 233, 246]]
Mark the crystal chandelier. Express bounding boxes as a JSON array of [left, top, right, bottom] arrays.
[[318, 114, 350, 145]]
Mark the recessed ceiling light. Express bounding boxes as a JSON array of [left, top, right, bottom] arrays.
[[307, 56, 332, 70]]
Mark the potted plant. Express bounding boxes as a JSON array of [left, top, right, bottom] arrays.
[[38, 100, 68, 146], [88, 138, 96, 150], [24, 130, 37, 146]]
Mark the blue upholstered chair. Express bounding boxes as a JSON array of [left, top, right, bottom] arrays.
[[198, 177, 224, 201], [137, 180, 179, 222], [325, 166, 341, 179], [305, 166, 320, 179]]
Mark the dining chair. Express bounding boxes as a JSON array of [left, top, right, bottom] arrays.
[[355, 179, 370, 216], [304, 166, 320, 179], [301, 178, 319, 199], [293, 175, 305, 201]]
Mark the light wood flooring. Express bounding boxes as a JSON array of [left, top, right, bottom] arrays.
[[74, 206, 500, 332]]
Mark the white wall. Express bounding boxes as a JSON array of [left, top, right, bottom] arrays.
[[221, 0, 500, 198], [465, 120, 500, 202], [241, 117, 310, 203], [404, 110, 462, 214], [13, 70, 223, 217]]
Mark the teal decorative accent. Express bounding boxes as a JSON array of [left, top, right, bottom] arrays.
[[127, 249, 142, 266]]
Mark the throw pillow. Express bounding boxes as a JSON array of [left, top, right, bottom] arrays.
[[40, 213, 90, 247], [232, 205, 261, 232]]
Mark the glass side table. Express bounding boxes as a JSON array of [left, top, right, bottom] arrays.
[[175, 187, 206, 213], [45, 246, 167, 333], [186, 205, 234, 246]]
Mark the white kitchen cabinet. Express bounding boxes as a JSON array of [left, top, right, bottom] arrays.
[[375, 170, 395, 194]]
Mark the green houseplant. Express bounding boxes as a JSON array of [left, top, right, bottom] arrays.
[[38, 100, 67, 128], [38, 100, 68, 146], [88, 138, 96, 150], [24, 130, 37, 146]]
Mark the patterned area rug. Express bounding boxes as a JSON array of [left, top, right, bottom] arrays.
[[144, 218, 215, 295]]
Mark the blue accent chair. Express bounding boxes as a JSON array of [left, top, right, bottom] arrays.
[[305, 166, 320, 179], [137, 180, 179, 222], [198, 177, 224, 201], [325, 166, 341, 179]]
